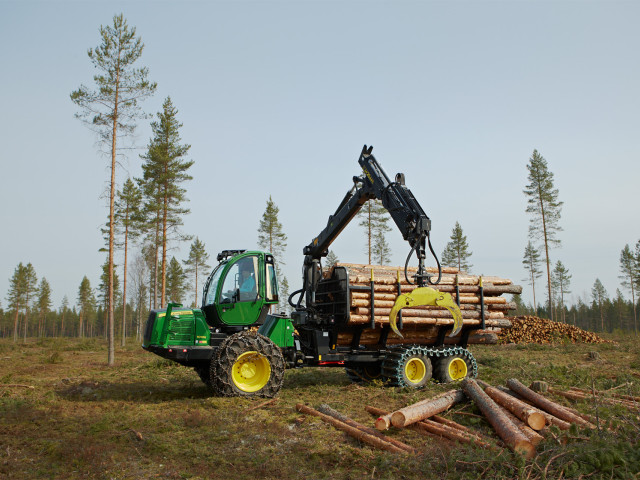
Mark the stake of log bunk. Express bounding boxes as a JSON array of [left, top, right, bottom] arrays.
[[461, 378, 536, 459], [295, 404, 408, 454]]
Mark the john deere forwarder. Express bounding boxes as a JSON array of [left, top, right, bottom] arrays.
[[143, 146, 478, 397]]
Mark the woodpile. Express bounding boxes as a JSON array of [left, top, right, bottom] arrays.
[[498, 316, 610, 344], [295, 378, 605, 457], [333, 263, 521, 346]]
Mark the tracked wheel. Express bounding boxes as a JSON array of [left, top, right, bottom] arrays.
[[211, 331, 285, 397], [432, 348, 477, 383], [382, 346, 432, 388]]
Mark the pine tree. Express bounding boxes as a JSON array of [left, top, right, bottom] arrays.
[[522, 241, 543, 315], [115, 178, 143, 345], [139, 97, 192, 308], [619, 244, 638, 335], [441, 222, 472, 272], [552, 261, 571, 323], [258, 196, 288, 259], [71, 14, 156, 364], [524, 150, 563, 321], [60, 296, 69, 337], [166, 257, 186, 304], [372, 229, 391, 265], [22, 263, 37, 343], [325, 250, 339, 269], [357, 199, 391, 264], [6, 263, 27, 342], [36, 278, 52, 338], [99, 260, 120, 336], [591, 278, 608, 332], [77, 277, 95, 338], [279, 276, 290, 314], [183, 237, 211, 307]]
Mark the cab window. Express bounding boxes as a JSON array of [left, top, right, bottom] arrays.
[[219, 256, 259, 303], [265, 263, 278, 302]]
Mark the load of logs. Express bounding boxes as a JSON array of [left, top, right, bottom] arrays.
[[295, 377, 639, 459], [333, 263, 521, 346], [498, 315, 610, 344]]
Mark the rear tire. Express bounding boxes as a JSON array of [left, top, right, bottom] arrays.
[[433, 355, 471, 383], [382, 346, 433, 388], [211, 331, 285, 397]]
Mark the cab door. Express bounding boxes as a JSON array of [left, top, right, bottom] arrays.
[[216, 254, 266, 326]]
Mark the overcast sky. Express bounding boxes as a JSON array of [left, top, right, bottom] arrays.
[[1, 0, 639, 310]]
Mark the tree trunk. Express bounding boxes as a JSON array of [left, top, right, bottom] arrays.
[[390, 389, 466, 428], [122, 215, 129, 347], [461, 378, 535, 458]]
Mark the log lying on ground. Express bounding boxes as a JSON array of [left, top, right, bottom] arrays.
[[550, 387, 639, 410], [366, 406, 495, 450], [495, 386, 571, 430], [461, 378, 535, 459], [317, 404, 415, 453], [475, 380, 545, 430], [570, 386, 640, 403], [506, 379, 596, 429], [494, 403, 544, 447], [295, 404, 408, 454], [390, 390, 467, 428]]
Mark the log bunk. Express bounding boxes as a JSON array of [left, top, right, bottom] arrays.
[[325, 263, 520, 349]]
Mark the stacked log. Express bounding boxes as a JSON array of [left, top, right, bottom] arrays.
[[332, 263, 520, 346], [498, 316, 610, 344]]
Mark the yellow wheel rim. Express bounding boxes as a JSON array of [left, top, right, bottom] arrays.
[[448, 358, 467, 380], [231, 351, 271, 392], [404, 358, 427, 384]]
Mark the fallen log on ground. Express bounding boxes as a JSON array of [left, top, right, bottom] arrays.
[[475, 380, 545, 430], [317, 404, 415, 453], [389, 390, 467, 428], [295, 404, 408, 454], [506, 379, 596, 429], [495, 386, 571, 430], [461, 378, 535, 459]]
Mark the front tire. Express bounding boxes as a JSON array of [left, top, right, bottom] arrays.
[[382, 346, 433, 388], [433, 355, 472, 383], [211, 331, 285, 397]]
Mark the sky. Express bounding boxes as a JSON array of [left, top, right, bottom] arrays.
[[1, 0, 639, 311]]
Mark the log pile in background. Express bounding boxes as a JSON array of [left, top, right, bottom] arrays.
[[498, 315, 610, 344], [333, 263, 521, 346]]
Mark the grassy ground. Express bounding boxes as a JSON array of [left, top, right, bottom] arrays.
[[1, 335, 639, 480]]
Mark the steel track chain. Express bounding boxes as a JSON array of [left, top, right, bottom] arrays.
[[381, 344, 477, 388]]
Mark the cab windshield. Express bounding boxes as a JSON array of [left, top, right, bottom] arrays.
[[202, 263, 226, 307]]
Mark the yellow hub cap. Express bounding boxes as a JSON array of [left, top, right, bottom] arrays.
[[231, 351, 271, 392], [448, 358, 468, 380], [404, 358, 427, 384]]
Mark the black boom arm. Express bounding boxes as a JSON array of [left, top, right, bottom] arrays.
[[296, 145, 442, 311]]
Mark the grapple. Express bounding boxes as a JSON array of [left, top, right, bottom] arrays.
[[389, 287, 463, 338]]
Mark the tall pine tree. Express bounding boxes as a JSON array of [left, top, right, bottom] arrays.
[[77, 277, 95, 338], [71, 14, 156, 364], [552, 261, 571, 323], [258, 196, 288, 270], [183, 237, 211, 307], [357, 199, 391, 264], [115, 178, 143, 345], [166, 257, 186, 304], [139, 97, 193, 308], [6, 263, 26, 342], [619, 244, 638, 335], [522, 241, 543, 314], [524, 150, 563, 321]]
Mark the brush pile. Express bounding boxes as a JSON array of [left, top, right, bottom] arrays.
[[334, 263, 521, 346], [498, 316, 610, 344]]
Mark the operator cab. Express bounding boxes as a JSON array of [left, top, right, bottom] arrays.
[[201, 250, 279, 331]]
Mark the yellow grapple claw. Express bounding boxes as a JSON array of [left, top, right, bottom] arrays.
[[389, 287, 463, 338]]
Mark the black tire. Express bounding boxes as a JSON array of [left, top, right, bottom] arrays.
[[382, 346, 433, 388], [433, 354, 472, 383], [344, 364, 383, 383], [211, 331, 285, 398]]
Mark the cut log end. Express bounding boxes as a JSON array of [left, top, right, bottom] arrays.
[[391, 412, 406, 428], [527, 411, 546, 431], [514, 439, 536, 460], [375, 417, 390, 431]]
